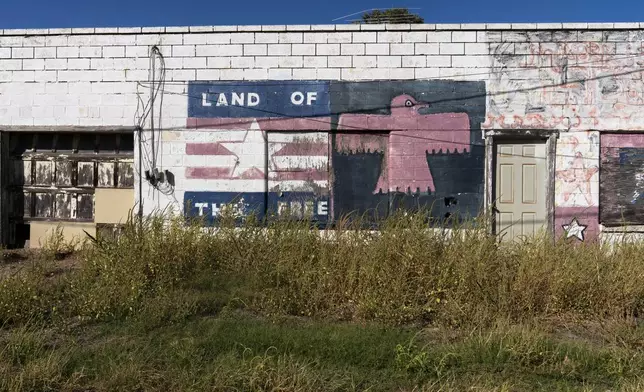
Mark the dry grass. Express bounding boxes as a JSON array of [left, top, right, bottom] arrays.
[[0, 210, 644, 390]]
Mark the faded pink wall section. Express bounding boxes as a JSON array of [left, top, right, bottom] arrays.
[[555, 131, 600, 242]]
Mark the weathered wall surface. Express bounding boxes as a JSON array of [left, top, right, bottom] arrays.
[[2, 23, 644, 240]]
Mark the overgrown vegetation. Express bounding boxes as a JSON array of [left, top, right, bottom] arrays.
[[2, 210, 644, 390]]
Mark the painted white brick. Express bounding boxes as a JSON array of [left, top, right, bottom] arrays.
[[451, 56, 490, 68], [67, 58, 90, 69], [255, 56, 279, 68], [377, 32, 402, 43], [58, 70, 101, 82], [170, 69, 196, 81], [278, 32, 303, 44], [125, 70, 149, 81], [352, 32, 377, 43], [183, 57, 207, 68], [316, 44, 340, 56], [231, 57, 255, 68], [578, 31, 604, 42], [22, 59, 45, 70], [206, 33, 232, 44], [174, 45, 196, 57], [183, 33, 209, 45], [365, 43, 389, 55], [402, 56, 426, 67], [0, 72, 9, 82], [353, 56, 377, 68], [327, 33, 352, 43], [478, 31, 502, 43], [89, 58, 114, 70], [163, 57, 183, 69], [292, 44, 316, 56], [100, 46, 124, 58], [317, 68, 340, 79], [304, 33, 327, 44], [197, 44, 242, 57], [452, 31, 477, 42], [390, 68, 415, 80], [34, 47, 57, 58], [111, 35, 138, 46], [292, 68, 317, 80], [279, 56, 303, 68], [427, 31, 451, 43], [391, 44, 414, 55], [125, 46, 148, 58], [34, 70, 57, 82], [311, 25, 336, 31], [304, 56, 327, 68], [426, 56, 451, 67], [268, 68, 292, 80], [502, 31, 528, 42], [440, 43, 464, 55], [12, 47, 34, 59], [464, 43, 488, 55], [196, 69, 220, 80], [255, 33, 279, 44], [238, 68, 267, 80], [44, 58, 67, 70], [136, 34, 162, 46], [415, 68, 440, 79], [268, 44, 291, 56], [244, 44, 267, 56], [341, 44, 365, 55], [66, 35, 95, 47], [22, 36, 46, 47], [0, 60, 22, 71], [0, 48, 10, 59], [377, 56, 401, 68], [328, 56, 351, 68], [402, 32, 427, 42], [231, 33, 255, 44], [341, 68, 390, 81], [102, 70, 125, 82], [415, 43, 439, 55]]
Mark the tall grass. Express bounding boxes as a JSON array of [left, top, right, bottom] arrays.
[[2, 209, 644, 327]]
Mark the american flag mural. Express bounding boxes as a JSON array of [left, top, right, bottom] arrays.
[[183, 81, 332, 224]]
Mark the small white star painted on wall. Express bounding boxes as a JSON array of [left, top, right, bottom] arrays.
[[562, 218, 587, 241]]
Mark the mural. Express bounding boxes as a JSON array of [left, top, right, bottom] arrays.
[[600, 133, 644, 225], [486, 39, 644, 131], [555, 131, 600, 241], [182, 80, 486, 225], [331, 80, 486, 222], [184, 81, 331, 224]]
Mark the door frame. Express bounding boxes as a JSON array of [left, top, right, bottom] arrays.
[[484, 129, 559, 238]]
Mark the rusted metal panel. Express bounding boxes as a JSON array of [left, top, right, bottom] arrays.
[[76, 194, 93, 220], [55, 161, 73, 186], [97, 162, 115, 188], [34, 161, 53, 186], [77, 161, 95, 187], [54, 193, 74, 219], [117, 161, 134, 188], [34, 193, 53, 218]]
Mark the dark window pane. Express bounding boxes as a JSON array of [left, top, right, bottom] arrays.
[[35, 193, 53, 218]]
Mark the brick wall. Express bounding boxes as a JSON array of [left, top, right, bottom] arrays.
[[1, 22, 644, 234]]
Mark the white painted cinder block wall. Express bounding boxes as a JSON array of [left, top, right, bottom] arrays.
[[1, 22, 644, 239]]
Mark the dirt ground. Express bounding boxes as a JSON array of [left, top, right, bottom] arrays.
[[0, 248, 81, 280]]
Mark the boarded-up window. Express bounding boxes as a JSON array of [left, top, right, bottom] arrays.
[[600, 133, 644, 225], [8, 132, 134, 224]]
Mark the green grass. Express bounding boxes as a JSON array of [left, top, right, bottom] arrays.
[[2, 210, 644, 390]]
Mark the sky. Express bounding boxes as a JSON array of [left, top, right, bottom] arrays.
[[1, 0, 643, 29]]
